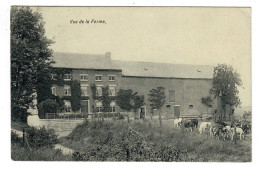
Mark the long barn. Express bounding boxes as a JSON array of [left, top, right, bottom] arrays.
[[49, 52, 217, 119]]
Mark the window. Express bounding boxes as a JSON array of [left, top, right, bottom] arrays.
[[95, 75, 102, 81], [109, 86, 116, 96], [64, 100, 71, 113], [81, 84, 88, 96], [169, 90, 175, 102], [64, 85, 71, 96], [109, 75, 116, 81], [189, 105, 194, 109], [96, 86, 102, 96], [209, 105, 213, 108], [110, 101, 116, 112], [80, 74, 88, 81], [51, 74, 57, 80], [96, 101, 102, 113], [64, 74, 72, 81], [51, 86, 57, 96]]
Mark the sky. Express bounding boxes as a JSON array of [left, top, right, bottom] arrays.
[[36, 7, 251, 107]]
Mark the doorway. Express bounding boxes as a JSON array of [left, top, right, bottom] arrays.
[[140, 106, 146, 119], [174, 105, 180, 118]]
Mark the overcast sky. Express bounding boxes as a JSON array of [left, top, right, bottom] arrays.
[[36, 7, 251, 107]]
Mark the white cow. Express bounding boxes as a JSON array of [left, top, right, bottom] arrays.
[[199, 122, 212, 135], [173, 118, 183, 127], [231, 127, 245, 140]]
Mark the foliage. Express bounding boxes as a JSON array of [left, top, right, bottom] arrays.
[[90, 84, 97, 100], [201, 96, 213, 107], [102, 86, 111, 112], [36, 68, 53, 104], [11, 131, 22, 144], [116, 89, 144, 112], [11, 143, 73, 161], [11, 7, 54, 122], [148, 87, 166, 110], [71, 80, 81, 112], [38, 99, 59, 119], [25, 126, 58, 149], [61, 120, 251, 162], [210, 64, 242, 108], [116, 89, 133, 111], [132, 94, 145, 112]]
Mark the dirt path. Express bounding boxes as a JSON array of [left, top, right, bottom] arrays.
[[11, 128, 74, 155]]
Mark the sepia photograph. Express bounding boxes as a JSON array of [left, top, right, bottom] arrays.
[[10, 6, 251, 162]]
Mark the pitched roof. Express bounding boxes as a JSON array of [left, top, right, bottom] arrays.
[[52, 52, 214, 79], [52, 52, 121, 70], [113, 60, 214, 79]]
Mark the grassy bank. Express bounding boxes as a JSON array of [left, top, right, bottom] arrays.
[[60, 119, 251, 162]]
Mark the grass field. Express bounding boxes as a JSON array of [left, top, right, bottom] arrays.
[[60, 119, 251, 162]]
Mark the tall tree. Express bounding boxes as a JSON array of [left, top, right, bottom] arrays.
[[11, 7, 54, 122], [148, 87, 166, 126], [116, 89, 144, 122], [210, 64, 242, 120]]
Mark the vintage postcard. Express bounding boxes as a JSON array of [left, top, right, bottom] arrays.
[[10, 6, 251, 162]]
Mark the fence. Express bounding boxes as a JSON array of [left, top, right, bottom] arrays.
[[43, 112, 123, 120]]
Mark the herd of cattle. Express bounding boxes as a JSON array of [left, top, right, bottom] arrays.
[[173, 118, 251, 140]]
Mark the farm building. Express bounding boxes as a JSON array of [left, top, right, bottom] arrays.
[[46, 52, 217, 120]]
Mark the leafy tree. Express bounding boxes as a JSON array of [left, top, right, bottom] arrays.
[[38, 99, 59, 119], [132, 94, 145, 113], [148, 87, 166, 126], [71, 80, 81, 112], [210, 64, 242, 119], [116, 89, 134, 112], [11, 7, 54, 122], [116, 89, 144, 122]]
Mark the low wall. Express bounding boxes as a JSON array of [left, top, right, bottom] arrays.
[[27, 115, 85, 132]]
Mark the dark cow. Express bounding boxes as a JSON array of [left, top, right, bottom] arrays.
[[210, 124, 229, 140], [241, 124, 251, 134], [179, 119, 198, 132]]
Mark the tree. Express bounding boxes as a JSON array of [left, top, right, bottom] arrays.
[[38, 99, 59, 119], [210, 64, 242, 120], [148, 87, 166, 126], [11, 7, 54, 122], [116, 89, 144, 122]]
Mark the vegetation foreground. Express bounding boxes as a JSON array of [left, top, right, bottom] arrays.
[[60, 120, 251, 162], [11, 120, 251, 162]]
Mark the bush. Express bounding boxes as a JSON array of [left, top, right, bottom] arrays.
[[38, 99, 59, 119], [25, 126, 58, 149], [11, 131, 22, 144], [11, 143, 73, 161]]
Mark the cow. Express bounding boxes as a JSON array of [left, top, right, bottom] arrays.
[[241, 124, 251, 134], [230, 127, 245, 140], [199, 122, 212, 135], [179, 119, 197, 132], [173, 118, 183, 127], [191, 119, 198, 128], [210, 124, 229, 140]]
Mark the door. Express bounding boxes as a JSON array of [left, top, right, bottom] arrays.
[[140, 106, 146, 119], [174, 105, 180, 118]]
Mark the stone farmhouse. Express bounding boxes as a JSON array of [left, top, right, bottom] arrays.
[[49, 52, 217, 119]]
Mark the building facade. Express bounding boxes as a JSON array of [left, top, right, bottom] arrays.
[[49, 52, 216, 119]]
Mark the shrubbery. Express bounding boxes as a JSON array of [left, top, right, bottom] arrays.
[[25, 127, 58, 149], [38, 99, 59, 119]]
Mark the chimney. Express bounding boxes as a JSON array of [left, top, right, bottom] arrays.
[[105, 52, 111, 59]]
